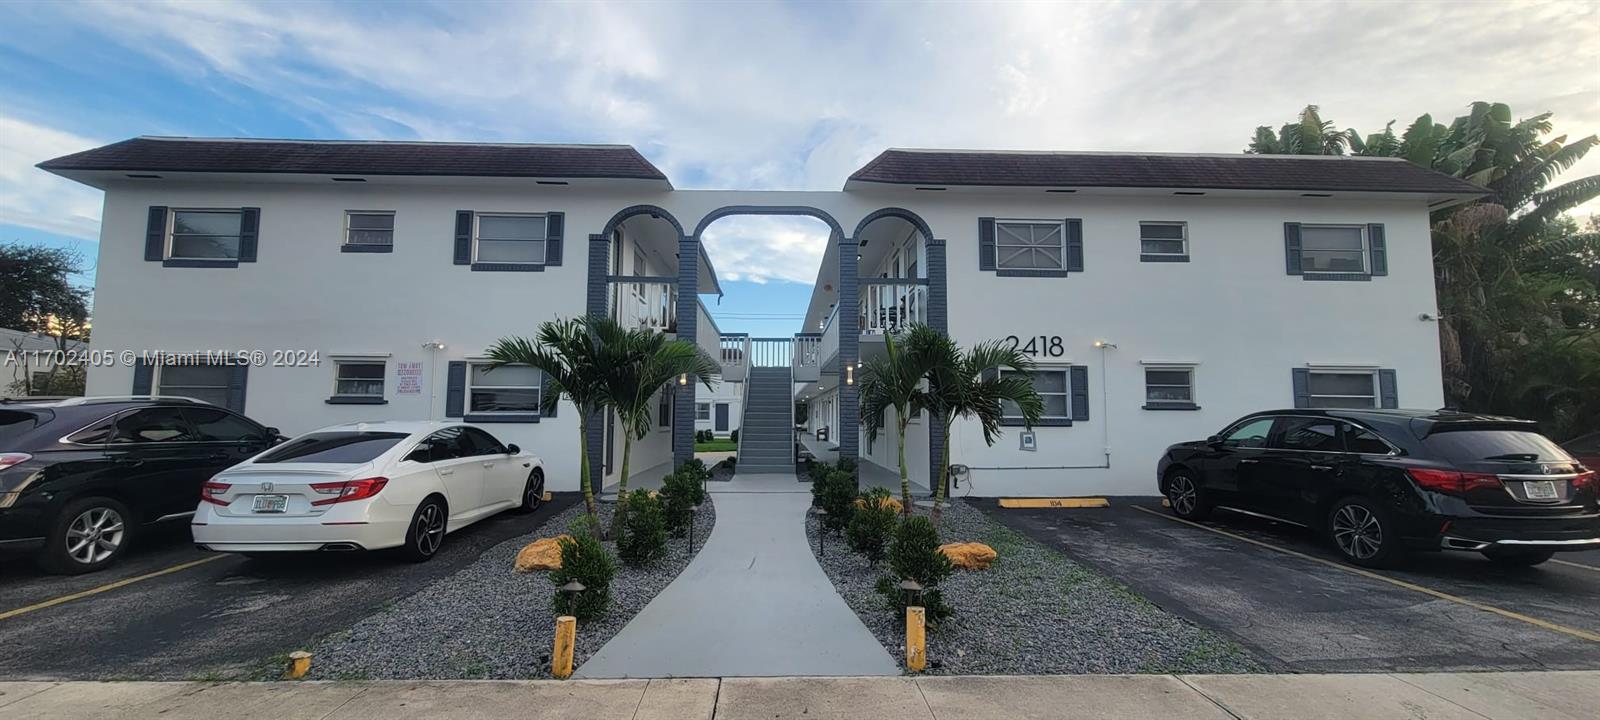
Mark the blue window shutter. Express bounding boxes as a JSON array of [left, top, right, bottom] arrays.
[[445, 361, 467, 417], [1284, 223, 1303, 275], [979, 217, 996, 271], [145, 207, 167, 261], [1070, 365, 1090, 421], [544, 212, 564, 266], [226, 363, 249, 412], [542, 370, 557, 417], [1368, 223, 1387, 276], [1378, 369, 1398, 409], [1292, 368, 1311, 408], [238, 207, 260, 262], [1065, 219, 1084, 272], [132, 358, 153, 395], [454, 211, 473, 265]]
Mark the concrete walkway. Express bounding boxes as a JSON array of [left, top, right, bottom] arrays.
[[574, 473, 899, 678], [5, 672, 1595, 719]]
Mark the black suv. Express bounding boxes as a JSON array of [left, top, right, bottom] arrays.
[[1157, 409, 1598, 568], [0, 397, 283, 574]]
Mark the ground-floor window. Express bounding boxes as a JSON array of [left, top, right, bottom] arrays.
[[696, 402, 711, 421], [157, 362, 232, 407], [333, 361, 386, 399], [468, 363, 541, 414], [1001, 367, 1070, 421], [1307, 370, 1377, 409], [1143, 366, 1196, 409]]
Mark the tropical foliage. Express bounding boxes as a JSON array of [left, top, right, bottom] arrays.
[[857, 329, 938, 514], [1247, 103, 1600, 440]]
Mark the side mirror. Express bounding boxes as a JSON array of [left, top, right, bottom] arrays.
[[505, 443, 520, 455], [1205, 435, 1224, 447]]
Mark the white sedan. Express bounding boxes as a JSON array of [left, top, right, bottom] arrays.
[[192, 421, 545, 561]]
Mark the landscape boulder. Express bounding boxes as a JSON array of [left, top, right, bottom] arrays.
[[939, 542, 998, 570], [513, 535, 572, 573]]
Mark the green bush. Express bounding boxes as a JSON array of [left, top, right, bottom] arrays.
[[729, 429, 739, 444], [816, 468, 857, 534], [660, 469, 701, 537], [616, 489, 667, 565], [680, 457, 711, 486], [879, 515, 955, 622], [550, 517, 616, 622], [847, 488, 897, 561]]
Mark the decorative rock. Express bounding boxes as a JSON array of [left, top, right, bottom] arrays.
[[513, 535, 571, 573], [939, 542, 998, 570], [854, 495, 903, 513]]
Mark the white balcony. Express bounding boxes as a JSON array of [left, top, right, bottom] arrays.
[[610, 279, 677, 334], [859, 280, 927, 336], [792, 334, 821, 382]]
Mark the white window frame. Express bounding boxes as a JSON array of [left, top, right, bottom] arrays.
[[167, 208, 244, 261], [1299, 224, 1368, 275], [1306, 368, 1378, 409], [1143, 365, 1196, 407], [343, 210, 395, 247], [332, 360, 386, 399], [466, 361, 542, 415], [994, 219, 1067, 271], [1139, 221, 1188, 258], [1000, 366, 1071, 421], [155, 361, 231, 406], [696, 402, 711, 421], [472, 213, 548, 265]]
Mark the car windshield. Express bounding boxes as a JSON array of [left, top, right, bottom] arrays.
[[1424, 429, 1575, 466], [0, 410, 42, 444], [254, 431, 409, 464]]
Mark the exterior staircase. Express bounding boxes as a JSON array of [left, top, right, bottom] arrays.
[[736, 366, 796, 474]]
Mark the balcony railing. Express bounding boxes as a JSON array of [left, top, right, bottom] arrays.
[[749, 337, 794, 368], [609, 277, 677, 333], [720, 333, 749, 382], [793, 333, 821, 382], [859, 279, 928, 336]]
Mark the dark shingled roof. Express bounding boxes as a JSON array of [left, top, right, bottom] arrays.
[[848, 149, 1486, 195], [38, 137, 669, 182]]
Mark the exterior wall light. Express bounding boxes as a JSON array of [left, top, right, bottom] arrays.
[[678, 373, 689, 386], [845, 364, 854, 386], [1093, 340, 1117, 349]]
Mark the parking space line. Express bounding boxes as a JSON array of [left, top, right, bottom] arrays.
[[1551, 558, 1600, 573], [0, 555, 225, 622], [1129, 505, 1600, 644]]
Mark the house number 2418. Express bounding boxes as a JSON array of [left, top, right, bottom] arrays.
[[1004, 335, 1066, 357]]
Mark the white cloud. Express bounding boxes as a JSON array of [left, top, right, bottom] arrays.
[[700, 216, 832, 285], [0, 116, 103, 239]]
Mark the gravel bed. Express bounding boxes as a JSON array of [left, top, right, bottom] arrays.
[[307, 496, 716, 680], [806, 499, 1262, 675]]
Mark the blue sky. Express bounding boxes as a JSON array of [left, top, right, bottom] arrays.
[[2, 1, 1595, 337]]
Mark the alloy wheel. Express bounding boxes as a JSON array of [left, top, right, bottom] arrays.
[[525, 474, 545, 510], [66, 507, 125, 565], [415, 503, 445, 556], [1169, 475, 1198, 516], [1332, 504, 1383, 560]]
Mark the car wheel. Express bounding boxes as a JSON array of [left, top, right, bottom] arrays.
[[519, 469, 546, 513], [399, 497, 447, 563], [1166, 471, 1211, 520], [1482, 548, 1555, 567], [39, 497, 133, 575], [1328, 497, 1400, 568]]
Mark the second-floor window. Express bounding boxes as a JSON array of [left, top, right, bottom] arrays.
[[995, 220, 1065, 271], [169, 209, 243, 260], [344, 211, 395, 248], [1139, 222, 1188, 261], [1299, 225, 1367, 274], [474, 214, 547, 265]]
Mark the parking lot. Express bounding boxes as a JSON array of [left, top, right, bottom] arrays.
[[983, 498, 1600, 673], [0, 494, 577, 680]]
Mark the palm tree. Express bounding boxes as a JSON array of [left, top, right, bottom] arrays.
[[1245, 105, 1352, 156], [905, 326, 1043, 524], [485, 319, 609, 518], [590, 317, 717, 537], [858, 326, 939, 514]]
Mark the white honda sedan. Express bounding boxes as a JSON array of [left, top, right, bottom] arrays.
[[192, 421, 545, 561]]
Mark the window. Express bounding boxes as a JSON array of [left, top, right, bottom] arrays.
[[257, 431, 409, 464], [995, 221, 1065, 270], [1001, 367, 1069, 420], [658, 386, 672, 428], [1299, 225, 1366, 274], [474, 214, 546, 264], [183, 408, 263, 442], [1277, 417, 1342, 452], [1139, 222, 1188, 259], [158, 363, 232, 407], [344, 212, 394, 247], [1222, 417, 1274, 448], [467, 364, 541, 414], [696, 403, 711, 421], [169, 210, 243, 260], [1345, 425, 1393, 455], [109, 407, 194, 444], [334, 362, 385, 398], [1144, 367, 1196, 409], [459, 427, 508, 456], [412, 427, 468, 463], [1307, 371, 1376, 409], [1423, 430, 1576, 466]]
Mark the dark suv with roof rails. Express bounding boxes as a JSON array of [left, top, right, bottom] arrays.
[[0, 396, 285, 574], [1157, 409, 1598, 568]]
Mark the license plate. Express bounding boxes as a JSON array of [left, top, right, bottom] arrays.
[[1523, 481, 1558, 500], [252, 494, 288, 513]]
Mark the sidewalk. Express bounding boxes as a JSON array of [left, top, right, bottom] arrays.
[[3, 671, 1593, 719]]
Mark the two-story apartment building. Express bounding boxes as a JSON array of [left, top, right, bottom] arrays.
[[39, 138, 1482, 496]]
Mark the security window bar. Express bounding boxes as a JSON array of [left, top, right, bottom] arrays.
[[1139, 222, 1188, 258], [169, 210, 243, 260], [334, 362, 385, 398], [474, 214, 547, 265], [995, 221, 1065, 270], [1299, 225, 1367, 274], [344, 212, 395, 246], [157, 362, 232, 407], [1307, 370, 1377, 409], [1144, 367, 1195, 407], [1000, 367, 1070, 420], [467, 363, 541, 413]]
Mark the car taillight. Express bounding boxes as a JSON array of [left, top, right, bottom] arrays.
[[1407, 467, 1502, 494], [310, 477, 389, 506], [1573, 470, 1596, 491], [201, 481, 232, 506], [0, 453, 32, 470]]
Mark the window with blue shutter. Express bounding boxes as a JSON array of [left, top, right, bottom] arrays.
[[1288, 222, 1385, 281], [986, 219, 1079, 277], [148, 207, 256, 268], [998, 366, 1076, 426]]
